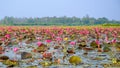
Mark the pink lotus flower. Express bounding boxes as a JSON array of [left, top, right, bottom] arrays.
[[45, 40, 52, 43], [95, 39, 100, 45], [1, 37, 5, 41], [95, 39, 102, 52], [56, 37, 62, 41], [105, 36, 109, 43], [13, 47, 19, 52], [95, 28, 99, 32], [70, 41, 76, 46], [8, 29, 12, 32], [5, 34, 10, 39], [112, 39, 116, 43], [37, 41, 42, 46], [36, 37, 41, 40]]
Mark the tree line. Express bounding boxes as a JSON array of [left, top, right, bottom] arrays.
[[0, 16, 120, 26]]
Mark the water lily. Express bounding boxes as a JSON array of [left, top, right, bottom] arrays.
[[5, 34, 11, 39], [105, 36, 109, 43], [1, 37, 5, 41], [45, 40, 52, 43], [70, 41, 76, 46], [95, 39, 102, 52], [111, 38, 117, 52], [36, 37, 41, 41], [112, 39, 116, 44], [95, 39, 100, 45], [13, 47, 19, 52], [56, 37, 62, 42], [37, 41, 42, 46]]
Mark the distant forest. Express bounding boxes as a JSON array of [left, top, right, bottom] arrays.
[[0, 15, 120, 26]]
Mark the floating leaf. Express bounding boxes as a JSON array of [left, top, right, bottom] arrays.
[[90, 41, 98, 48], [40, 61, 52, 66], [103, 46, 111, 52], [3, 60, 19, 66], [69, 56, 82, 65], [26, 66, 37, 68], [112, 58, 117, 63]]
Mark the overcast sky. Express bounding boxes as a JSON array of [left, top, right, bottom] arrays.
[[0, 0, 120, 20]]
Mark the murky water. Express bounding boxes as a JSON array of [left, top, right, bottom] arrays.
[[0, 40, 116, 68]]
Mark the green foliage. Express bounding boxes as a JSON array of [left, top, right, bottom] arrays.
[[102, 23, 120, 26], [0, 16, 120, 26]]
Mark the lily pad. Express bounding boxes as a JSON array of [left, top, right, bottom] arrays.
[[79, 41, 87, 47], [37, 44, 47, 53], [0, 56, 9, 61], [21, 52, 32, 59], [2, 60, 19, 66], [90, 41, 98, 48], [26, 66, 37, 68], [67, 48, 75, 54], [69, 56, 82, 65], [103, 46, 111, 52], [39, 61, 52, 66]]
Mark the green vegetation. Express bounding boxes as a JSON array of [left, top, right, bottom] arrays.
[[0, 16, 120, 26], [102, 23, 120, 26]]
